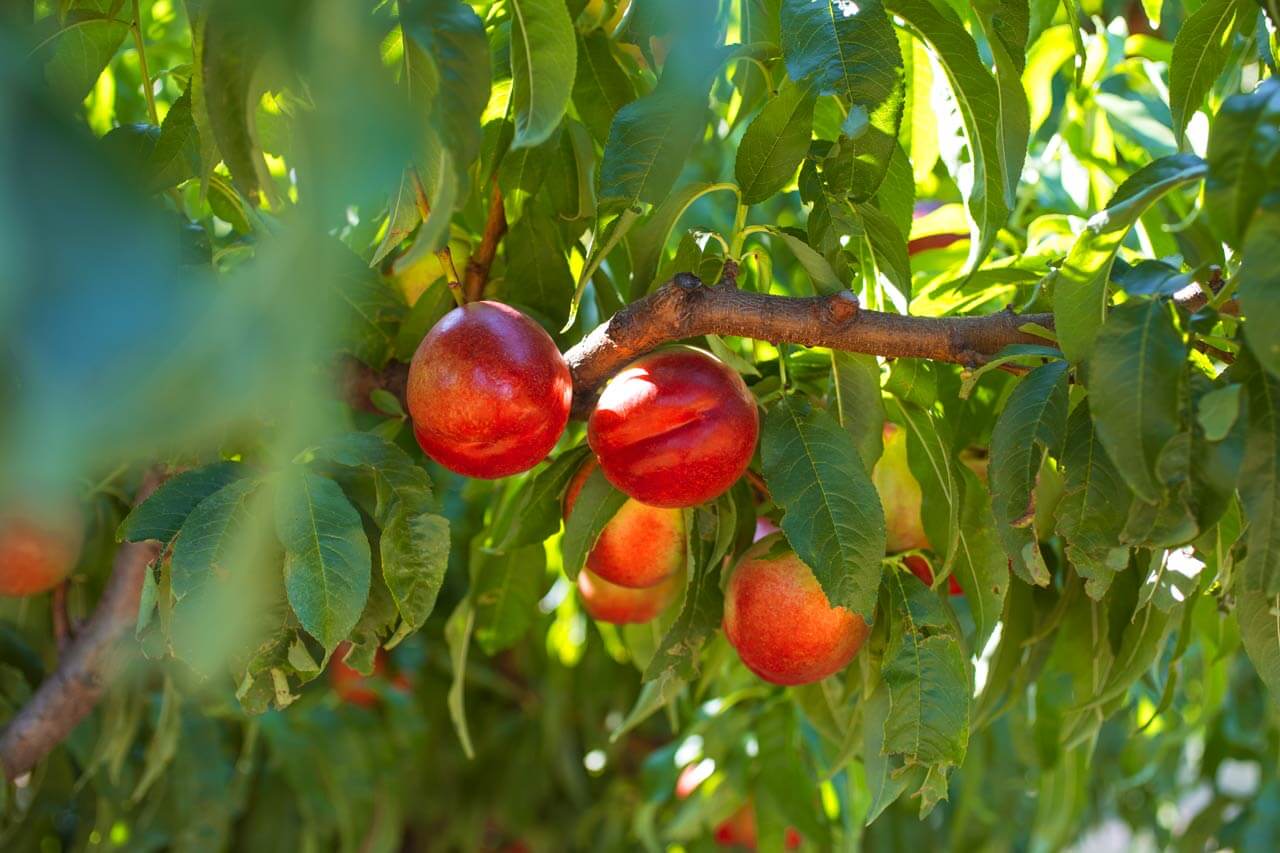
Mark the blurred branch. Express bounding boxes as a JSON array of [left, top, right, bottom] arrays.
[[343, 266, 1236, 418], [0, 469, 167, 783], [463, 182, 507, 303]]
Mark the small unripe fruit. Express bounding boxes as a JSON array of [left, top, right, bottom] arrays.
[[872, 423, 929, 553], [577, 567, 679, 625], [564, 457, 684, 589], [724, 534, 869, 686], [0, 509, 84, 597], [588, 347, 758, 508], [407, 302, 572, 479]]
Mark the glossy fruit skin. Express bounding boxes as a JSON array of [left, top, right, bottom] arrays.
[[0, 510, 83, 597], [723, 534, 869, 686], [904, 553, 934, 587], [872, 423, 930, 553], [587, 347, 758, 508], [407, 301, 572, 479], [577, 567, 680, 624], [564, 457, 685, 588]]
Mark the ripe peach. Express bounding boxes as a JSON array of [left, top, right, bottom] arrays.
[[564, 457, 684, 589], [587, 347, 758, 508], [0, 509, 84, 597], [872, 423, 929, 553], [577, 567, 680, 625], [713, 802, 801, 849], [407, 301, 572, 479], [723, 534, 869, 686]]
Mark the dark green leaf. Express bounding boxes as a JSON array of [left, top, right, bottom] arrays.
[[472, 544, 548, 655], [1169, 0, 1241, 145], [42, 11, 131, 103], [1204, 78, 1280, 247], [402, 0, 490, 167], [502, 214, 574, 327], [1239, 208, 1280, 378], [148, 90, 200, 193], [509, 0, 577, 148], [275, 469, 372, 652], [561, 465, 627, 580], [643, 520, 723, 681], [989, 361, 1069, 585], [735, 79, 816, 204], [1238, 352, 1280, 594], [761, 397, 886, 620], [828, 352, 885, 471], [119, 462, 244, 543], [572, 31, 636, 145]]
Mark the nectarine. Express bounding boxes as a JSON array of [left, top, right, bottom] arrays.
[[407, 301, 572, 479], [872, 423, 929, 553], [577, 567, 680, 624], [564, 457, 684, 588], [724, 534, 868, 686], [587, 347, 758, 508], [0, 509, 84, 597]]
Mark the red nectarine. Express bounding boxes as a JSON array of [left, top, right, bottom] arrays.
[[587, 347, 758, 508], [407, 301, 572, 479], [564, 457, 684, 589], [904, 553, 934, 587], [577, 567, 680, 625], [724, 534, 869, 686], [0, 509, 84, 597]]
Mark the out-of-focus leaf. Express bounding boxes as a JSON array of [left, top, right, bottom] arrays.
[[148, 89, 201, 193], [1237, 592, 1280, 702], [1089, 300, 1187, 503], [780, 0, 904, 200], [41, 8, 131, 103], [1169, 0, 1241, 145], [1056, 401, 1133, 598], [561, 465, 627, 580], [200, 12, 272, 203], [275, 469, 372, 653], [735, 79, 816, 204], [401, 0, 490, 167], [472, 544, 548, 655], [1204, 78, 1280, 248], [1238, 208, 1280, 378], [1052, 154, 1207, 363], [572, 31, 636, 145], [1237, 352, 1280, 594], [989, 361, 1069, 585], [445, 599, 476, 758], [509, 0, 577, 148], [119, 462, 244, 543], [762, 397, 886, 621], [370, 169, 422, 268]]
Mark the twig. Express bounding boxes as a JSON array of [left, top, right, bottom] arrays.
[[51, 582, 71, 654], [463, 182, 508, 303], [0, 469, 167, 782], [409, 170, 465, 307]]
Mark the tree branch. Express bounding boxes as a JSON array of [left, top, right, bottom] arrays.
[[0, 469, 166, 783], [463, 182, 507, 303]]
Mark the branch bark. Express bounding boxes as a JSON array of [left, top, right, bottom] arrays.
[[462, 182, 507, 303], [0, 469, 166, 782]]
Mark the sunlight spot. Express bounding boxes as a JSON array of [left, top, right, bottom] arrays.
[[674, 735, 704, 766], [834, 0, 861, 17], [972, 621, 1002, 696], [584, 750, 607, 773]]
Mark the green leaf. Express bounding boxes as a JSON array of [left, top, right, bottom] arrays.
[[881, 572, 970, 776], [502, 214, 574, 328], [627, 182, 739, 297], [401, 0, 490, 167], [472, 544, 548, 655], [119, 462, 244, 543], [780, 0, 904, 200], [989, 361, 1069, 585], [561, 465, 627, 580], [952, 467, 1009, 651], [761, 397, 886, 621], [857, 201, 912, 298], [1198, 383, 1243, 442], [170, 478, 261, 603], [735, 79, 816, 204], [1238, 353, 1280, 594], [42, 11, 131, 103], [370, 173, 422, 269], [572, 31, 636, 145], [883, 0, 1008, 269], [1052, 154, 1207, 363], [888, 399, 961, 578], [1204, 77, 1280, 248], [1056, 401, 1133, 598], [492, 446, 591, 550], [1239, 208, 1280, 378], [1237, 592, 1280, 703], [1088, 300, 1187, 503], [643, 521, 723, 681], [862, 683, 925, 823], [766, 227, 844, 293], [509, 0, 577, 149], [1169, 0, 1241, 145], [445, 599, 476, 758], [599, 44, 723, 206], [148, 89, 200, 193], [828, 352, 885, 471], [200, 14, 272, 203], [275, 469, 372, 652], [972, 0, 1030, 207]]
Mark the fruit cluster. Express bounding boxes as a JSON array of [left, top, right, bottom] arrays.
[[407, 302, 959, 689]]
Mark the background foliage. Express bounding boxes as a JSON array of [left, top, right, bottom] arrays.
[[2, 0, 1280, 849]]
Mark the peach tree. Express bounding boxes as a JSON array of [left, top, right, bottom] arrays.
[[1, 0, 1279, 849]]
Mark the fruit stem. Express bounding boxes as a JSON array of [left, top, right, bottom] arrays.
[[730, 202, 748, 257], [411, 169, 466, 307]]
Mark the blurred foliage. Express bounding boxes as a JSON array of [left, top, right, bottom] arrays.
[[1, 0, 1279, 851]]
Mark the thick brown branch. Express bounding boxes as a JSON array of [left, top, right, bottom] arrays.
[[463, 182, 507, 303], [0, 470, 166, 782]]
